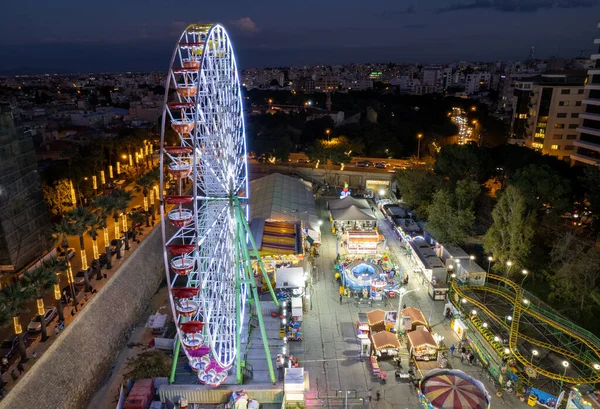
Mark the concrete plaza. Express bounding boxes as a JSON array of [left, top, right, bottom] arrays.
[[285, 197, 530, 409]]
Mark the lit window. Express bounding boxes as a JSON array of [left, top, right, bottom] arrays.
[[532, 143, 544, 149], [518, 114, 527, 119], [551, 145, 559, 150], [554, 124, 565, 129]]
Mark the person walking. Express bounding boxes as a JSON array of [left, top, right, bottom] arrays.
[[449, 344, 455, 358], [460, 351, 466, 363], [376, 391, 381, 401], [339, 294, 343, 305]]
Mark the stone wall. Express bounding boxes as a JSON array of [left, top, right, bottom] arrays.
[[0, 224, 165, 409]]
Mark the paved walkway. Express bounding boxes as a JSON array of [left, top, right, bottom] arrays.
[[287, 197, 530, 409]]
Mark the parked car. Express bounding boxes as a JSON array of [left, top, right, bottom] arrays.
[[356, 160, 374, 167], [110, 237, 124, 255], [60, 284, 83, 304], [74, 268, 91, 286], [1, 333, 30, 361], [375, 161, 389, 168], [27, 308, 58, 333], [297, 158, 310, 164], [131, 205, 143, 214], [56, 247, 75, 261]]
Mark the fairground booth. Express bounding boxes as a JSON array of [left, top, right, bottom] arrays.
[[408, 239, 449, 301], [407, 327, 438, 361], [371, 331, 401, 359], [249, 173, 320, 293], [328, 197, 377, 233], [400, 307, 429, 332]]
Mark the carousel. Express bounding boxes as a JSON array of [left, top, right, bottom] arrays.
[[418, 369, 491, 409], [342, 260, 391, 300]]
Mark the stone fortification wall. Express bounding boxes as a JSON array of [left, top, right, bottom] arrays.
[[0, 226, 165, 409]]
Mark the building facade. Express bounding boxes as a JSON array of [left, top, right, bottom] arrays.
[[572, 23, 600, 166], [508, 72, 586, 160], [0, 107, 51, 273]]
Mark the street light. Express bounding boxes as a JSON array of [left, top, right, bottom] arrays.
[[417, 133, 423, 161], [470, 255, 475, 266], [531, 349, 539, 362], [487, 256, 493, 274], [325, 129, 331, 141], [506, 260, 513, 277], [521, 269, 529, 287], [560, 361, 570, 391], [393, 287, 419, 333]]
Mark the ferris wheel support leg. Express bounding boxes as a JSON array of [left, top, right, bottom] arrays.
[[234, 199, 279, 307], [169, 336, 181, 384], [235, 201, 277, 384], [235, 217, 244, 385]]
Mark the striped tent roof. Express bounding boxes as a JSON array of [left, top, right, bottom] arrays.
[[420, 369, 490, 409]]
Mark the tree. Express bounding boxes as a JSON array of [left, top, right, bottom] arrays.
[[42, 179, 74, 216], [483, 185, 535, 274], [49, 220, 78, 310], [511, 164, 571, 213], [86, 213, 103, 280], [0, 282, 33, 362], [111, 189, 133, 252], [124, 350, 173, 381], [22, 266, 58, 342], [395, 168, 444, 218], [581, 165, 600, 214], [65, 207, 95, 291], [42, 257, 67, 322], [426, 180, 479, 245], [135, 169, 159, 228], [306, 136, 357, 166], [434, 144, 491, 183], [93, 195, 114, 269], [549, 232, 600, 316]]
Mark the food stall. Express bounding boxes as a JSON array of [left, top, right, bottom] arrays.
[[371, 331, 401, 358], [401, 307, 429, 332], [345, 231, 380, 254], [407, 328, 438, 361], [367, 309, 387, 333], [452, 318, 468, 341]]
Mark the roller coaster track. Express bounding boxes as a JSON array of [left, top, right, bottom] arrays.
[[451, 274, 600, 384]]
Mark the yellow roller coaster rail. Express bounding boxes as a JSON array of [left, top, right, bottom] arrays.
[[451, 274, 600, 384]]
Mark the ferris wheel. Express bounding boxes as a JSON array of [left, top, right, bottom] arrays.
[[159, 23, 277, 388]]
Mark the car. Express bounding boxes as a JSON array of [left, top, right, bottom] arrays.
[[60, 284, 83, 304], [297, 158, 310, 164], [56, 247, 75, 261], [74, 268, 91, 286], [131, 205, 143, 214], [1, 333, 30, 361], [27, 308, 58, 333], [375, 162, 389, 168], [357, 160, 374, 167], [110, 237, 124, 254]]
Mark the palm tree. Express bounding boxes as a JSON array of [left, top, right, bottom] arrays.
[[65, 207, 95, 291], [111, 189, 133, 252], [135, 168, 159, 227], [0, 282, 34, 362], [42, 256, 67, 322], [86, 213, 103, 280], [50, 220, 78, 311], [93, 194, 114, 269], [22, 266, 58, 342]]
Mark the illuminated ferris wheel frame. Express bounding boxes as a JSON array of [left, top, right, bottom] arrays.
[[159, 23, 278, 387]]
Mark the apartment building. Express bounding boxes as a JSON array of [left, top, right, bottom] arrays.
[[508, 72, 586, 160], [572, 23, 600, 166]]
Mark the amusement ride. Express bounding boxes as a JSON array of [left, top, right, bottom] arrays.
[[159, 23, 278, 387], [450, 273, 600, 392]]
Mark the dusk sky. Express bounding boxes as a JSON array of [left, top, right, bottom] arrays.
[[1, 0, 600, 73]]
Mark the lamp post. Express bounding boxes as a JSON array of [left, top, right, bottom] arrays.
[[469, 255, 475, 267], [560, 361, 569, 391], [487, 256, 493, 274], [531, 349, 538, 363], [393, 288, 419, 334], [520, 269, 529, 287], [505, 260, 513, 277], [417, 133, 423, 161], [326, 129, 331, 142]]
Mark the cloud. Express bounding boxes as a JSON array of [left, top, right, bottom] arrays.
[[436, 0, 598, 13], [230, 17, 259, 33], [380, 5, 416, 17]]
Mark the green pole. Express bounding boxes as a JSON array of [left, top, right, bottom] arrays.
[[234, 199, 279, 307], [169, 336, 181, 383], [235, 201, 277, 384], [234, 204, 243, 384]]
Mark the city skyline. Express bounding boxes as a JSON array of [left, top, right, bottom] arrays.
[[2, 0, 600, 73]]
